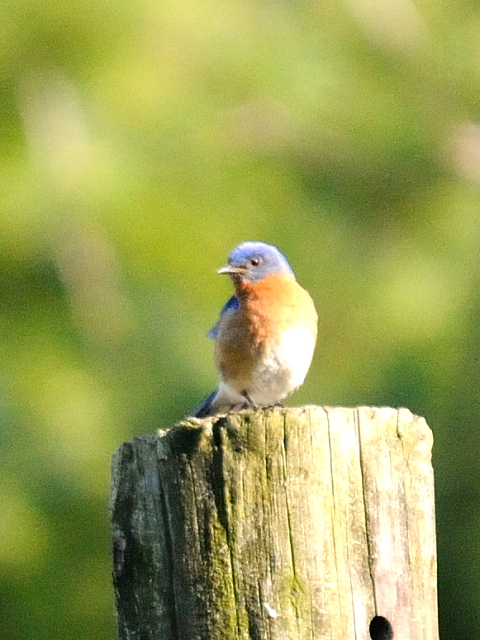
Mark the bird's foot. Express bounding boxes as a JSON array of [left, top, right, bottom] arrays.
[[241, 391, 258, 410], [262, 401, 285, 410]]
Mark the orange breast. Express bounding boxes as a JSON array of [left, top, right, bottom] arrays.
[[240, 273, 318, 339]]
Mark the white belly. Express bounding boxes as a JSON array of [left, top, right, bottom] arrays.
[[249, 326, 316, 404]]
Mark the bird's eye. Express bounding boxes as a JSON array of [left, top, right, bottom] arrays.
[[250, 257, 261, 267]]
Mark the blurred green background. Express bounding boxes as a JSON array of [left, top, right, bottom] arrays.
[[1, 0, 480, 637]]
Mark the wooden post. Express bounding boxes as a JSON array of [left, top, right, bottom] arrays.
[[110, 406, 438, 640]]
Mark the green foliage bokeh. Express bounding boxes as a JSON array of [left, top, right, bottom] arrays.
[[1, 0, 480, 637]]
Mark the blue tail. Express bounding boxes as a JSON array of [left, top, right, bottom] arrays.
[[191, 389, 218, 418]]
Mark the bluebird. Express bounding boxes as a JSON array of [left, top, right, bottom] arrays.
[[193, 241, 317, 417]]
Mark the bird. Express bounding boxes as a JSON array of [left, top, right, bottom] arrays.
[[192, 241, 317, 418]]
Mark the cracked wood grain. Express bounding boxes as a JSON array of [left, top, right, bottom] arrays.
[[110, 406, 438, 640]]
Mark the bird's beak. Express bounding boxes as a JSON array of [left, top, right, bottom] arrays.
[[217, 265, 245, 275]]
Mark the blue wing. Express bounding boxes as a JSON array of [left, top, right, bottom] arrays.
[[207, 295, 239, 339]]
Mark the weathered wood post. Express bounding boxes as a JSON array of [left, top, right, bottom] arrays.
[[110, 406, 438, 640]]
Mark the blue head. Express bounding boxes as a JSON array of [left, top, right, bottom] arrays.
[[218, 242, 294, 283]]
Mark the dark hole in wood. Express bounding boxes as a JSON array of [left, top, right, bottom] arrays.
[[369, 616, 394, 640]]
